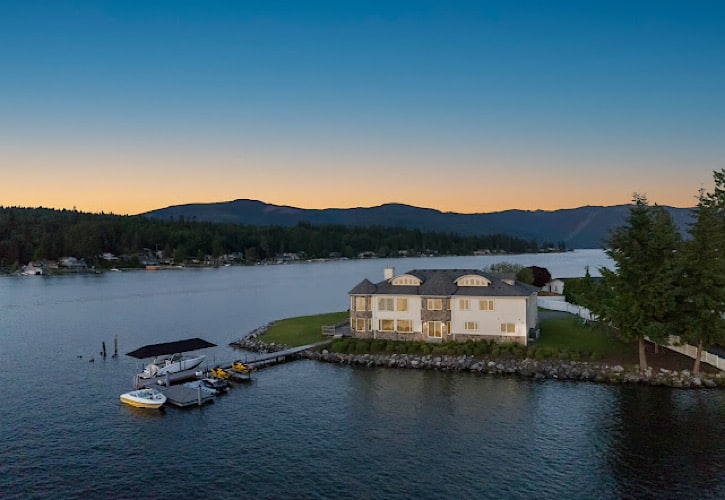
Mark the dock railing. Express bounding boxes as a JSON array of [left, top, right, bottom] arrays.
[[322, 321, 351, 337], [322, 325, 336, 336]]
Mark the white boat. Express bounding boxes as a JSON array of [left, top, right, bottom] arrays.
[[120, 388, 166, 409], [139, 353, 206, 379]]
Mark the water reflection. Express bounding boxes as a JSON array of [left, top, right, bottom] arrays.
[[611, 387, 725, 498]]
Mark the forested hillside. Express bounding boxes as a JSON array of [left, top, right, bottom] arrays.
[[0, 207, 540, 270], [143, 199, 693, 248]]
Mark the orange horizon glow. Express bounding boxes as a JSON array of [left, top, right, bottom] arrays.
[[0, 184, 701, 216]]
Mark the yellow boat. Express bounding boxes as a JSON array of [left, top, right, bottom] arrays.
[[119, 388, 166, 409], [209, 367, 231, 379], [231, 361, 251, 373]]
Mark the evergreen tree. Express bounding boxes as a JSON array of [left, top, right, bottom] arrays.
[[594, 195, 681, 372], [675, 170, 725, 374]]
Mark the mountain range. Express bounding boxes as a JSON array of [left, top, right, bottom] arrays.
[[142, 199, 693, 249]]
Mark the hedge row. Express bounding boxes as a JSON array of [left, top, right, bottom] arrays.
[[328, 338, 605, 361]]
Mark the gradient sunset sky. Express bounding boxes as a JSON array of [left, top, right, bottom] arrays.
[[2, 1, 724, 215]]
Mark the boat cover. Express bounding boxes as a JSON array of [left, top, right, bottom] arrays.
[[126, 338, 217, 358]]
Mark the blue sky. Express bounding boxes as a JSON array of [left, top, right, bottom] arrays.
[[2, 1, 724, 214]]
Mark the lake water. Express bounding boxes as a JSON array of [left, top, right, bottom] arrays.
[[1, 250, 724, 499]]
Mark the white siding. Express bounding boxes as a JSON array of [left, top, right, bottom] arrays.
[[451, 295, 528, 341], [372, 295, 422, 333]]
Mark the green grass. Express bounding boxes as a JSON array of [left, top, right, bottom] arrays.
[[536, 316, 633, 360], [262, 311, 635, 362], [258, 311, 348, 346]]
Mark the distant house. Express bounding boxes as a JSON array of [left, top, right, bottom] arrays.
[[59, 257, 87, 270], [349, 267, 539, 345], [21, 262, 44, 275], [541, 278, 565, 295]]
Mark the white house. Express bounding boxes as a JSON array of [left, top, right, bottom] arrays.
[[21, 262, 44, 275], [540, 278, 565, 295], [349, 267, 539, 345]]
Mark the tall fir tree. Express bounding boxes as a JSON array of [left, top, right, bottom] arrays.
[[675, 170, 725, 374], [595, 194, 681, 372]]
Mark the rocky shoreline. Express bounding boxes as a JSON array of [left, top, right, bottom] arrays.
[[231, 333, 725, 389]]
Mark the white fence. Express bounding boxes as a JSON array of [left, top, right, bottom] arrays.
[[666, 336, 725, 371], [537, 297, 725, 371], [537, 297, 595, 322]]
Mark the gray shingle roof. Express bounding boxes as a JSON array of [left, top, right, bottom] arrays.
[[349, 269, 538, 297], [348, 278, 377, 295]]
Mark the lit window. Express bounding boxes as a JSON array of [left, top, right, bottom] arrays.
[[380, 319, 395, 331], [427, 298, 443, 310], [479, 299, 494, 311], [355, 318, 367, 331], [500, 323, 516, 334], [424, 321, 445, 337], [396, 298, 408, 311], [464, 321, 478, 331], [378, 297, 394, 311], [355, 296, 366, 311], [397, 320, 412, 332], [460, 299, 470, 310]]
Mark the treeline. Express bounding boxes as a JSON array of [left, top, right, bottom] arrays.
[[0, 207, 541, 268]]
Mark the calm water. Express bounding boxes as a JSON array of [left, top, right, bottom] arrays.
[[1, 251, 724, 499]]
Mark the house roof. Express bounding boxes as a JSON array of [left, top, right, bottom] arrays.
[[349, 269, 538, 297], [348, 278, 377, 295]]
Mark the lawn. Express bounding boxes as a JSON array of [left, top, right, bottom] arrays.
[[258, 311, 348, 346], [537, 315, 634, 360]]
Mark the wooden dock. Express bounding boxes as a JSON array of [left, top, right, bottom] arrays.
[[134, 379, 215, 407], [161, 385, 214, 407], [238, 340, 333, 370]]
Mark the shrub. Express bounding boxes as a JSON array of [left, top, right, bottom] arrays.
[[537, 348, 553, 359], [490, 346, 501, 356], [405, 343, 420, 354], [512, 345, 527, 359], [354, 340, 371, 354], [558, 351, 570, 360], [440, 343, 457, 356], [331, 340, 348, 353], [590, 352, 604, 361], [464, 342, 475, 356], [370, 339, 387, 352], [570, 352, 581, 361], [385, 343, 398, 354], [474, 341, 490, 356]]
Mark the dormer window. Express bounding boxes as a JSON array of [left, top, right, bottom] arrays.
[[455, 275, 490, 287], [391, 274, 422, 286]]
